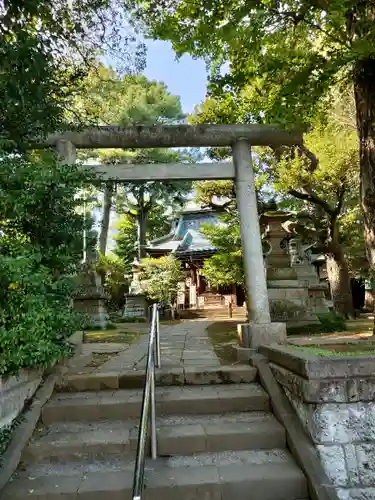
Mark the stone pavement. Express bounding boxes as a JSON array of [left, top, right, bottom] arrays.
[[94, 321, 221, 373]]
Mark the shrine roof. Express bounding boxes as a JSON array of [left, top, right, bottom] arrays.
[[146, 208, 221, 255]]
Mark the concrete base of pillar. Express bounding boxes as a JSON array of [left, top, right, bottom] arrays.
[[232, 345, 257, 362], [237, 321, 287, 349]]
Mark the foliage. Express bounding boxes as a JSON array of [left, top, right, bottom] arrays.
[[0, 412, 25, 464], [200, 210, 243, 287], [0, 151, 94, 376], [0, 241, 76, 375], [193, 180, 235, 211], [114, 204, 174, 266], [128, 0, 375, 278], [287, 312, 347, 336], [202, 253, 244, 288], [76, 69, 196, 257], [317, 312, 347, 333], [191, 88, 364, 313], [113, 147, 196, 225], [274, 122, 361, 254], [138, 255, 184, 306], [194, 177, 275, 289], [95, 253, 130, 310], [113, 215, 137, 269], [0, 151, 95, 274], [128, 0, 374, 127], [74, 67, 183, 127], [0, 3, 145, 145]]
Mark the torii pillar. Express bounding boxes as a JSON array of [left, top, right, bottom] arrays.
[[233, 139, 286, 350]]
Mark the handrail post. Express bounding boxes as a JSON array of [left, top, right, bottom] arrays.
[[155, 306, 161, 369], [150, 367, 157, 460], [132, 302, 160, 500]]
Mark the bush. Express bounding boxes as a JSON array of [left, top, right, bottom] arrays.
[[0, 246, 77, 376], [139, 255, 184, 307], [317, 312, 347, 332], [287, 311, 347, 336], [95, 253, 130, 311], [0, 151, 94, 376]]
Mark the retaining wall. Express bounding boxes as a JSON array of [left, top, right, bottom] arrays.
[[261, 344, 375, 500]]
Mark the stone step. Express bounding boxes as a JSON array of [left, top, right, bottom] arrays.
[[57, 365, 257, 392], [24, 412, 284, 463], [3, 450, 308, 500], [156, 412, 286, 456], [41, 384, 270, 424]]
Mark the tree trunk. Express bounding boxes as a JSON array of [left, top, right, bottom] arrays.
[[326, 249, 354, 319], [354, 57, 375, 330], [136, 208, 148, 260], [99, 183, 114, 256]]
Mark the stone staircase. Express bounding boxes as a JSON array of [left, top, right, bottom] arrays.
[[180, 306, 247, 320], [1, 366, 309, 500]]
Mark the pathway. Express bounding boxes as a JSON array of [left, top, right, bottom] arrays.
[[90, 321, 221, 373]]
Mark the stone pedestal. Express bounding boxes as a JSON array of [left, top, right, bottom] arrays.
[[123, 294, 148, 319], [73, 268, 109, 328], [74, 293, 109, 326]]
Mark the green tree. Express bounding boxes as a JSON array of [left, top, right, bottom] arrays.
[[1, 2, 145, 145], [138, 255, 185, 315], [191, 86, 365, 316], [272, 124, 360, 316], [0, 2, 130, 375], [114, 204, 173, 268], [0, 150, 93, 375], [75, 69, 195, 257], [95, 253, 130, 310], [200, 211, 244, 288], [128, 0, 375, 282], [0, 151, 94, 273], [194, 174, 275, 293]]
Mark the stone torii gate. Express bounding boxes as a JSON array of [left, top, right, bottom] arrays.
[[37, 124, 302, 349]]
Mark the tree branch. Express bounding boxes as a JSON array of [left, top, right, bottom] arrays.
[[288, 188, 335, 215], [335, 184, 346, 216]]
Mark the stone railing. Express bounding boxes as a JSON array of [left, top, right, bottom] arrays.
[[260, 344, 375, 500]]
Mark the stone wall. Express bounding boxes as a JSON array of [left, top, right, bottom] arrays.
[[260, 345, 375, 500], [0, 370, 43, 431]]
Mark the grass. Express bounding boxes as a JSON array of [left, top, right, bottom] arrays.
[[84, 329, 144, 344], [288, 316, 374, 339], [84, 322, 117, 332], [289, 344, 375, 357], [288, 316, 375, 357], [86, 352, 118, 368], [205, 315, 375, 361], [206, 321, 240, 365]]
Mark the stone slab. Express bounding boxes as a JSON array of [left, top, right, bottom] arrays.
[[260, 344, 375, 380]]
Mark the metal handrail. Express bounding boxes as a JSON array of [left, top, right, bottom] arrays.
[[132, 303, 161, 500]]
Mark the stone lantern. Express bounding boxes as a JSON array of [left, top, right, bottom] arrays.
[[122, 258, 148, 319]]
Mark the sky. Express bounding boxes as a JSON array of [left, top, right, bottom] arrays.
[[143, 39, 208, 114]]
